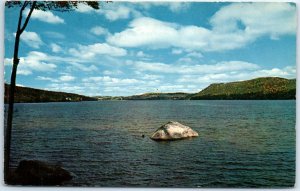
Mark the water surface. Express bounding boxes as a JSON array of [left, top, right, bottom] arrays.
[[6, 100, 295, 187]]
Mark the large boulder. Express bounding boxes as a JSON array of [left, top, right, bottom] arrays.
[[150, 121, 199, 140], [8, 160, 72, 186]]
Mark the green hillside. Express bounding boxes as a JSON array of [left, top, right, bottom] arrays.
[[125, 92, 191, 100], [190, 77, 296, 100], [95, 92, 191, 100], [4, 84, 97, 103]]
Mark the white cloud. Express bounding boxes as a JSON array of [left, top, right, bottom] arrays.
[[44, 31, 65, 39], [17, 68, 32, 76], [46, 83, 86, 94], [74, 3, 139, 21], [50, 43, 62, 53], [177, 65, 296, 85], [5, 51, 57, 75], [186, 52, 203, 58], [68, 62, 98, 72], [108, 3, 296, 51], [252, 66, 296, 79], [210, 3, 296, 36], [24, 9, 64, 24], [76, 2, 187, 21], [131, 60, 260, 75], [37, 76, 58, 82], [37, 75, 75, 83], [59, 75, 76, 82], [21, 51, 56, 72], [207, 2, 297, 51], [83, 76, 140, 86], [76, 3, 95, 13], [171, 49, 183, 55], [140, 74, 162, 80], [97, 4, 141, 21], [90, 26, 110, 36], [136, 51, 151, 58], [155, 84, 196, 93], [4, 58, 12, 66], [176, 51, 204, 64], [69, 43, 127, 59], [16, 83, 25, 87], [108, 17, 181, 49], [18, 31, 43, 49], [103, 70, 123, 75], [100, 5, 130, 21], [167, 2, 190, 13], [138, 2, 190, 13]]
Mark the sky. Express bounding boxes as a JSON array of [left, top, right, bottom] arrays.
[[4, 2, 297, 96]]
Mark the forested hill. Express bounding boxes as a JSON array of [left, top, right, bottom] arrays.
[[190, 77, 296, 100], [125, 92, 191, 100], [4, 84, 97, 103], [4, 77, 296, 103]]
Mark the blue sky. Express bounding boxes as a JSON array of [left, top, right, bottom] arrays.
[[4, 2, 297, 96]]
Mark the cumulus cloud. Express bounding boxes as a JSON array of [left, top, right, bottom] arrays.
[[37, 76, 58, 82], [90, 26, 110, 36], [99, 5, 132, 21], [77, 3, 142, 21], [167, 2, 190, 12], [24, 9, 64, 24], [137, 2, 190, 13], [44, 31, 65, 39], [177, 66, 296, 85], [18, 31, 43, 48], [68, 62, 98, 72], [59, 75, 76, 82], [108, 3, 296, 51], [75, 3, 95, 13], [4, 58, 13, 66], [140, 74, 162, 80], [210, 3, 296, 37], [83, 76, 140, 86], [171, 49, 183, 55], [76, 2, 188, 21], [37, 74, 75, 83], [103, 70, 123, 75], [69, 43, 127, 59], [50, 43, 62, 53], [186, 52, 203, 58], [136, 51, 152, 59], [5, 51, 57, 75], [130, 60, 260, 74], [46, 83, 86, 94]]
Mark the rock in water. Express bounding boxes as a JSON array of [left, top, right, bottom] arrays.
[[150, 121, 199, 140], [9, 160, 72, 185]]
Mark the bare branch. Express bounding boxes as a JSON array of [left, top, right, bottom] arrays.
[[19, 1, 37, 34], [16, 1, 28, 32]]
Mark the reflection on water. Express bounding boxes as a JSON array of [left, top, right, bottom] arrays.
[[6, 100, 295, 187]]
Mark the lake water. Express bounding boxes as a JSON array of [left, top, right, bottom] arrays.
[[6, 100, 295, 187]]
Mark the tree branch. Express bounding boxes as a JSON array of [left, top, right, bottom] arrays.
[[19, 1, 37, 34], [16, 1, 28, 32]]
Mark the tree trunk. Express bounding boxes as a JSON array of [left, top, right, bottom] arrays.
[[4, 1, 36, 183], [4, 31, 21, 184]]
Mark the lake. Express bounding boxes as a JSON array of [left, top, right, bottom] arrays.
[[6, 100, 295, 187]]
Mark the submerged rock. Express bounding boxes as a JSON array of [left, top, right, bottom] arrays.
[[8, 160, 72, 186], [150, 121, 199, 140]]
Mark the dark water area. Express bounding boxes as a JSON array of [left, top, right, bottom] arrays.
[[5, 100, 295, 187]]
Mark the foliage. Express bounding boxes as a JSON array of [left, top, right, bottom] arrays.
[[5, 1, 100, 11], [5, 84, 97, 103], [125, 92, 191, 100], [95, 92, 192, 100], [190, 77, 296, 100]]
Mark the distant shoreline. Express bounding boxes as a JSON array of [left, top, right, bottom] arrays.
[[4, 77, 296, 103]]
